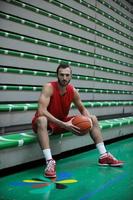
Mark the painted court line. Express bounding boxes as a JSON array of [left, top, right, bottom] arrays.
[[80, 172, 127, 200]]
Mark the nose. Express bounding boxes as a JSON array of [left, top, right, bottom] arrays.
[[63, 75, 67, 80]]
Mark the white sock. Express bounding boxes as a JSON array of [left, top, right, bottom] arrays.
[[96, 142, 107, 156], [43, 148, 52, 161]]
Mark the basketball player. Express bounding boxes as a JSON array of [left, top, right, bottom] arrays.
[[32, 63, 123, 178]]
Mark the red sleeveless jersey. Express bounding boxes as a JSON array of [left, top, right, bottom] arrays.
[[32, 81, 75, 133], [47, 81, 74, 120]]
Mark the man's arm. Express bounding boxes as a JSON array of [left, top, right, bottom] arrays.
[[37, 83, 52, 116], [38, 83, 65, 127], [73, 88, 91, 117]]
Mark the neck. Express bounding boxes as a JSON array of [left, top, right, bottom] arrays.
[[57, 82, 67, 95]]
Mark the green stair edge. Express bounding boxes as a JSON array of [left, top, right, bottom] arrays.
[[0, 101, 133, 112], [0, 116, 133, 150]]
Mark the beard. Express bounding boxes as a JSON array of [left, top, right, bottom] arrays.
[[58, 78, 70, 87]]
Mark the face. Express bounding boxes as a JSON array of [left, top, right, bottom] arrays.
[[57, 67, 72, 87]]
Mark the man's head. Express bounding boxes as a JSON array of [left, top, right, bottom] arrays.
[[56, 63, 72, 87]]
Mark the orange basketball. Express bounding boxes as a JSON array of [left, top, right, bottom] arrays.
[[72, 115, 92, 136]]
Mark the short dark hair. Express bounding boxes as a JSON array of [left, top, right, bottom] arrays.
[[56, 63, 72, 74]]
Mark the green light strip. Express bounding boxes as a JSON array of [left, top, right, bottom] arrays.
[[99, 116, 133, 129], [76, 87, 133, 94], [0, 84, 132, 94], [0, 46, 132, 68], [1, 0, 132, 49], [97, 0, 133, 23], [0, 101, 133, 112], [0, 66, 133, 85], [0, 62, 132, 76], [112, 0, 133, 15], [74, 0, 133, 32], [47, 0, 133, 40], [0, 30, 132, 60]]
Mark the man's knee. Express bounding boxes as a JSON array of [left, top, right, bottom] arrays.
[[90, 115, 98, 125], [36, 116, 48, 128]]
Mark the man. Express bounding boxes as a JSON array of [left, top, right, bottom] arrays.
[[32, 63, 123, 178]]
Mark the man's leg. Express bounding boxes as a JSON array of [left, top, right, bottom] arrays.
[[89, 115, 123, 166], [36, 116, 56, 177]]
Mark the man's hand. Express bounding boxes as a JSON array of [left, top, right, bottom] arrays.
[[63, 118, 81, 134]]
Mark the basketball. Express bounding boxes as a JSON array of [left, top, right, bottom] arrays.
[[72, 115, 92, 136]]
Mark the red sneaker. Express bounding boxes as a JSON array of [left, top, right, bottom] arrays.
[[99, 153, 124, 167], [45, 159, 56, 178]]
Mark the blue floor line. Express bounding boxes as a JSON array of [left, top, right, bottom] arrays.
[[80, 172, 127, 200]]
